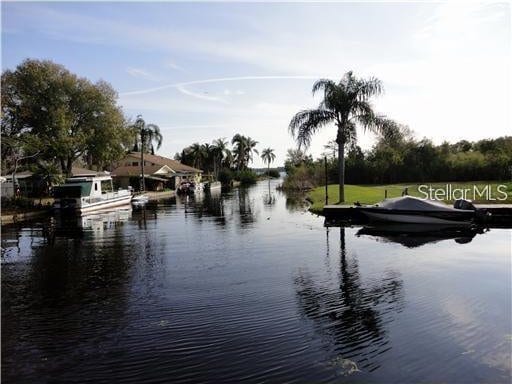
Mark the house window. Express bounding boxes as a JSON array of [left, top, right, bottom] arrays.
[[95, 183, 98, 191], [132, 162, 138, 166]]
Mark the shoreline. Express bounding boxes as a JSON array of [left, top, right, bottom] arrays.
[[1, 190, 178, 226]]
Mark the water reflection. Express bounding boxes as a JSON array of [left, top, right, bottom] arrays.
[[2, 180, 510, 383], [284, 192, 309, 212], [2, 211, 137, 383], [294, 227, 404, 374], [355, 224, 485, 248], [263, 181, 276, 208]]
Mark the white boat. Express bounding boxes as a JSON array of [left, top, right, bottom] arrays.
[[356, 196, 476, 225], [131, 194, 149, 205], [53, 175, 132, 213]]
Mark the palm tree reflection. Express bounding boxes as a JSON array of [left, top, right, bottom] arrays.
[[237, 187, 256, 227], [263, 181, 276, 207], [294, 227, 404, 373]]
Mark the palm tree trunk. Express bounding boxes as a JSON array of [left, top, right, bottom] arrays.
[[140, 134, 145, 192], [338, 139, 345, 203]]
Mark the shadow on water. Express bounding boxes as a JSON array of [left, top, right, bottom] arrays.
[[354, 223, 486, 248], [176, 186, 257, 228], [262, 180, 276, 208], [2, 209, 138, 382], [294, 227, 404, 375]]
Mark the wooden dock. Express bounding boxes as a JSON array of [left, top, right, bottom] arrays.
[[323, 204, 512, 226]]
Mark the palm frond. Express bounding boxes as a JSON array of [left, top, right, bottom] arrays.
[[312, 79, 337, 97], [356, 77, 383, 99], [354, 111, 397, 136], [289, 108, 336, 149]]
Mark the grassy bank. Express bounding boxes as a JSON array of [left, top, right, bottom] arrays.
[[308, 182, 512, 214]]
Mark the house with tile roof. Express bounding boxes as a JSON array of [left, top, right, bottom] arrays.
[[112, 152, 202, 191]]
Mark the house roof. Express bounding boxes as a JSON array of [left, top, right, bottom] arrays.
[[127, 152, 202, 173], [111, 165, 170, 177], [71, 166, 105, 177]]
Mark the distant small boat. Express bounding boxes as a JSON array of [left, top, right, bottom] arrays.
[[204, 181, 221, 192], [131, 194, 149, 205], [177, 181, 196, 195], [356, 196, 476, 224]]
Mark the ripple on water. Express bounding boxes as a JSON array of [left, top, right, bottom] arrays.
[[1, 181, 511, 383]]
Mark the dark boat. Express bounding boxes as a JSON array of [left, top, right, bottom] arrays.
[[356, 196, 476, 224]]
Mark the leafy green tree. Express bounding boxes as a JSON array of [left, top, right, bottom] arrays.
[[289, 71, 396, 202], [1, 59, 131, 175]]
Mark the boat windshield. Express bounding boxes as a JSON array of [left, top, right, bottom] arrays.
[[377, 196, 454, 211], [53, 182, 92, 198]]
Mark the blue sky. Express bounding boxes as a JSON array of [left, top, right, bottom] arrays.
[[2, 1, 510, 167]]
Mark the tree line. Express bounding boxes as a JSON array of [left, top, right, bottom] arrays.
[[175, 136, 276, 184], [283, 132, 512, 190], [343, 131, 512, 184]]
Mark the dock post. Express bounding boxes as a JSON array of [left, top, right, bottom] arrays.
[[324, 156, 328, 205], [385, 189, 387, 199]]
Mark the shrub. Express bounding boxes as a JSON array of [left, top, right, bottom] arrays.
[[264, 169, 280, 178], [235, 169, 258, 185], [281, 165, 316, 191], [218, 168, 234, 185]]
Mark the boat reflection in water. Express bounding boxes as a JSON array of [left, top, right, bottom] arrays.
[[52, 206, 133, 239], [355, 223, 485, 248]]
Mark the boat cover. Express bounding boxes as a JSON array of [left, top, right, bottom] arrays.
[[374, 196, 459, 211]]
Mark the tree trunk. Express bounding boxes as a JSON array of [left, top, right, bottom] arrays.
[[337, 136, 345, 203], [66, 157, 73, 177], [60, 158, 66, 174]]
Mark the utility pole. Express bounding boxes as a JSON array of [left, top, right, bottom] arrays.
[[140, 129, 145, 192], [324, 156, 328, 205]]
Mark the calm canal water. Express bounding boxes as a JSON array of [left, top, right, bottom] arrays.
[[2, 179, 511, 383]]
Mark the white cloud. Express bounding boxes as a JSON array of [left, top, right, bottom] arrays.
[[126, 67, 160, 81], [175, 84, 228, 103]]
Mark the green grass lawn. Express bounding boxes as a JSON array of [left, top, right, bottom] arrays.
[[308, 181, 512, 214]]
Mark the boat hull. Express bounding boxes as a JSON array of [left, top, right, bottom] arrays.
[[358, 208, 474, 225], [55, 194, 132, 213]]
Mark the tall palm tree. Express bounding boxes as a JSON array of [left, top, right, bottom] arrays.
[[261, 148, 276, 176], [289, 71, 396, 202], [222, 148, 234, 169], [212, 138, 229, 178], [187, 143, 206, 170], [231, 134, 246, 170], [245, 137, 259, 167], [133, 115, 163, 191], [232, 134, 259, 170], [201, 143, 215, 174]]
